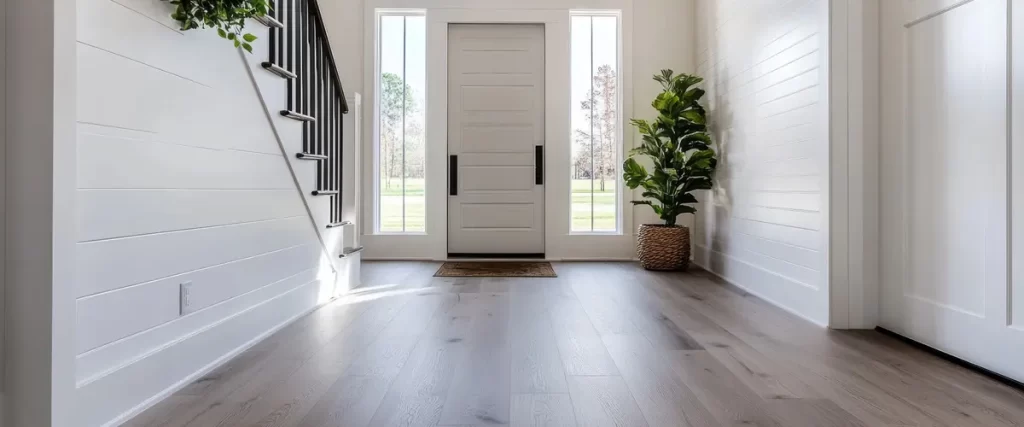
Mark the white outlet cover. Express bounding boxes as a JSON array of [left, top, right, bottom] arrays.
[[180, 281, 194, 315]]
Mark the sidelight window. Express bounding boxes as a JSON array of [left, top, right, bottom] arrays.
[[571, 13, 621, 233], [375, 11, 426, 233]]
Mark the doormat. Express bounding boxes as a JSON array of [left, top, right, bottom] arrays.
[[434, 262, 557, 278]]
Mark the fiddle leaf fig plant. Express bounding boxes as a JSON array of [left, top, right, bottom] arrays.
[[623, 70, 717, 227], [170, 0, 269, 53]]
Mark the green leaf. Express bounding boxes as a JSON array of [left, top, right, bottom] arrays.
[[243, 33, 257, 42], [679, 193, 698, 204], [681, 110, 706, 125], [217, 28, 227, 38], [242, 42, 253, 53], [625, 69, 717, 219]]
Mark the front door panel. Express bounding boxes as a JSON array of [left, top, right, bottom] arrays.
[[447, 24, 545, 255]]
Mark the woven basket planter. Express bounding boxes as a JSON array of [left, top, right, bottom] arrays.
[[636, 224, 690, 271]]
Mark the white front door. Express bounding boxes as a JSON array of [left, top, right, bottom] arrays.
[[447, 24, 545, 255], [879, 0, 1024, 382]]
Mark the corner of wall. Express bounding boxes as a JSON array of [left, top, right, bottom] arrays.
[[828, 0, 881, 330]]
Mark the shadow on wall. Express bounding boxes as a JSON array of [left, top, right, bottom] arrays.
[[703, 59, 735, 274]]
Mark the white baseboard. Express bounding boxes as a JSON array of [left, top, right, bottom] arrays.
[[80, 278, 331, 427], [693, 244, 829, 327]]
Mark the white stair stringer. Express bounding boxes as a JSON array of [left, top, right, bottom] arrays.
[[238, 28, 361, 295]]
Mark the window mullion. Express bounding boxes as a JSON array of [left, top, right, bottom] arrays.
[[590, 17, 596, 232], [401, 16, 408, 232]]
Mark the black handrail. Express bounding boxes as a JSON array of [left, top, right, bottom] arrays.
[[266, 0, 349, 227], [307, 0, 349, 114]]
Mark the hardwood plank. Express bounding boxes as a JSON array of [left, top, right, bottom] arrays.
[[217, 294, 417, 426], [570, 269, 643, 336], [121, 396, 199, 427], [640, 271, 819, 399], [125, 262, 1024, 427], [228, 265, 449, 427], [601, 264, 705, 350], [509, 290, 569, 393], [438, 292, 513, 426], [544, 289, 619, 376], [654, 271, 945, 426], [510, 394, 577, 427], [296, 374, 391, 427], [668, 350, 782, 426], [366, 295, 476, 426], [839, 331, 1024, 423], [601, 334, 717, 427], [763, 399, 867, 427], [566, 376, 649, 427]]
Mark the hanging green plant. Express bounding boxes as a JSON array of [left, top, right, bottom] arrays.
[[169, 0, 269, 53]]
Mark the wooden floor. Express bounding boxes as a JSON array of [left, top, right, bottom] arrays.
[[128, 262, 1024, 427]]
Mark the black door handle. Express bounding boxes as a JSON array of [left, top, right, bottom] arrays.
[[535, 145, 544, 185], [450, 155, 458, 196]]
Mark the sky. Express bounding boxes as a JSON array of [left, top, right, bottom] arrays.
[[380, 15, 427, 114]]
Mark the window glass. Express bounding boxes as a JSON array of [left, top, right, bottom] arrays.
[[378, 14, 426, 232], [571, 15, 620, 232]]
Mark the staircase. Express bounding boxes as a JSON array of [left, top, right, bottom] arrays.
[[246, 0, 363, 285]]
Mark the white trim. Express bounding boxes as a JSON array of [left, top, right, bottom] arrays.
[[694, 264, 830, 328], [5, 0, 78, 424], [828, 0, 880, 329], [362, 0, 634, 260], [369, 9, 427, 235]]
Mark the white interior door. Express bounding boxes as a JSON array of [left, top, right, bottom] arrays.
[[879, 0, 1024, 382], [447, 24, 545, 255]]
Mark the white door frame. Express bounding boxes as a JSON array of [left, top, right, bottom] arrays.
[[362, 2, 635, 260], [828, 0, 881, 329]]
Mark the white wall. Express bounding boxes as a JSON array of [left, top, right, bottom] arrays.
[[5, 0, 78, 426], [320, 0, 696, 260], [693, 0, 831, 325], [74, 0, 349, 424]]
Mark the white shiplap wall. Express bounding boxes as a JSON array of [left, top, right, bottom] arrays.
[[74, 0, 346, 424], [693, 0, 830, 325]]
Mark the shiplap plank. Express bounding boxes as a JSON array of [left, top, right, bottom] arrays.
[[704, 223, 821, 269], [78, 131, 291, 190], [76, 216, 315, 297], [77, 244, 323, 353], [77, 42, 281, 155], [76, 268, 320, 383], [77, 189, 304, 241], [78, 0, 218, 86]]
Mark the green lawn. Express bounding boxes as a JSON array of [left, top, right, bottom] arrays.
[[571, 179, 617, 232], [379, 178, 617, 232], [380, 178, 425, 232]]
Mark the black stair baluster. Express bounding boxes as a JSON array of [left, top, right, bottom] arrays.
[[268, 1, 276, 63], [286, 0, 294, 110], [337, 95, 343, 223], [278, 1, 285, 63], [301, 0, 310, 151], [316, 21, 324, 191]]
